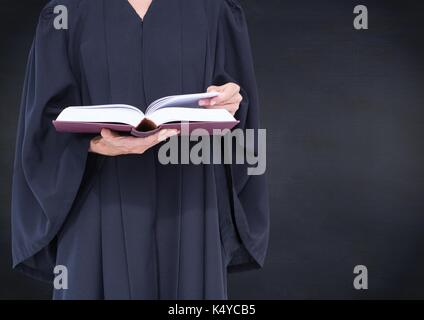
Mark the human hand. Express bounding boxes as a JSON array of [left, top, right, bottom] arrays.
[[89, 128, 179, 156], [199, 82, 243, 116]]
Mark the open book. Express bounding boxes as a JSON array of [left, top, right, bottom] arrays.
[[53, 92, 239, 137]]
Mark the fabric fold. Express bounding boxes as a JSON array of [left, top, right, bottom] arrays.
[[11, 2, 93, 281], [211, 0, 270, 271]]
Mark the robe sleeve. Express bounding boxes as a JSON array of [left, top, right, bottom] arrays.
[[11, 2, 92, 282], [213, 0, 270, 272]]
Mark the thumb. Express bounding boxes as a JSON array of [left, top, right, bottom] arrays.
[[207, 85, 221, 93], [101, 128, 117, 139]]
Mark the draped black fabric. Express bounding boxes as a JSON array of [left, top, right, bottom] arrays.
[[211, 0, 270, 272], [11, 0, 269, 300]]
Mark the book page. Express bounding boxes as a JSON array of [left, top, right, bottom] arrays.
[[147, 107, 236, 126], [56, 104, 144, 127], [146, 92, 219, 114]]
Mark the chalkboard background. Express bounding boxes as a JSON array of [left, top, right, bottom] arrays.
[[1, 0, 423, 299]]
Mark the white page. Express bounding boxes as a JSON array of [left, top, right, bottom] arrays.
[[146, 92, 219, 114], [56, 104, 144, 127], [147, 107, 235, 126]]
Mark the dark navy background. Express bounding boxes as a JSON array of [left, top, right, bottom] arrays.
[[1, 0, 424, 299]]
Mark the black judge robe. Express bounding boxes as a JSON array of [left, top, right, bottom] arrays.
[[11, 0, 269, 300]]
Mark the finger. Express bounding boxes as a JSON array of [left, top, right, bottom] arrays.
[[101, 128, 120, 140], [205, 93, 242, 106], [210, 84, 240, 106], [157, 129, 180, 142], [207, 85, 222, 93], [232, 93, 243, 104], [139, 129, 178, 146], [145, 129, 170, 145], [205, 103, 239, 114], [198, 98, 213, 107], [200, 86, 224, 106], [201, 91, 241, 107], [132, 129, 179, 154], [100, 128, 112, 138]]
